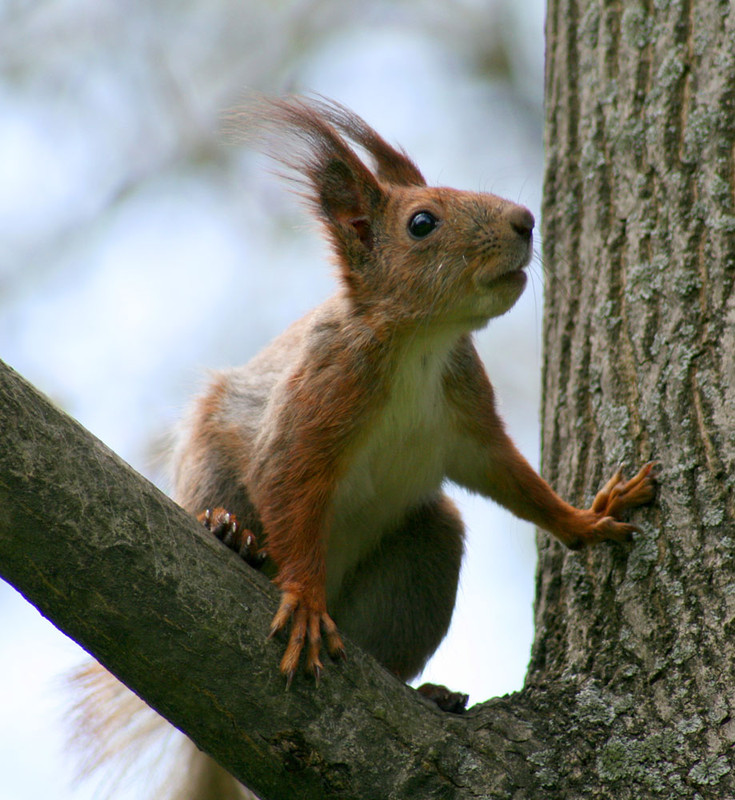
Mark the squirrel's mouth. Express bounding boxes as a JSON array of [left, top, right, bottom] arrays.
[[475, 266, 527, 292], [474, 239, 532, 291]]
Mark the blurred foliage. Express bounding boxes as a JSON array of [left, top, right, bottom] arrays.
[[0, 0, 542, 285]]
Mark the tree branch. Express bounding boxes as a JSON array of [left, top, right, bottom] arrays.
[[0, 358, 547, 799]]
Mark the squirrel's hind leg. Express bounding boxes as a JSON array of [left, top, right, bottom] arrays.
[[331, 492, 468, 710]]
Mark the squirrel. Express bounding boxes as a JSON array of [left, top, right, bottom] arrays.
[[175, 95, 656, 689], [71, 95, 657, 797]]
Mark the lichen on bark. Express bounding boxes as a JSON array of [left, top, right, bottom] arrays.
[[529, 0, 735, 796]]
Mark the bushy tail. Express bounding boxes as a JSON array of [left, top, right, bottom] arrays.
[[67, 660, 255, 800]]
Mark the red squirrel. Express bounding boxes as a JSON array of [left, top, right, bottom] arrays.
[[70, 96, 656, 798], [170, 96, 657, 697]]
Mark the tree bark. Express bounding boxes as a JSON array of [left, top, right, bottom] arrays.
[[2, 2, 735, 798], [532, 0, 735, 795]]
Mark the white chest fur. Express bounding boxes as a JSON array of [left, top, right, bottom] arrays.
[[325, 332, 457, 599]]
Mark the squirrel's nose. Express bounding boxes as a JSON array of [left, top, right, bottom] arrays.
[[508, 206, 535, 241]]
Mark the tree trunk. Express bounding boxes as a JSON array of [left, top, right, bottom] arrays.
[[531, 0, 735, 794], [1, 2, 734, 798]]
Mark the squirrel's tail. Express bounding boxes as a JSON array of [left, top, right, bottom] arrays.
[[67, 660, 254, 800]]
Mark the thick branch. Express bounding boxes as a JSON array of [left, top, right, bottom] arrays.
[[0, 359, 547, 799]]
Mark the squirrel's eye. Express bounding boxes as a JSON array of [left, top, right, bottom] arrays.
[[407, 210, 438, 239]]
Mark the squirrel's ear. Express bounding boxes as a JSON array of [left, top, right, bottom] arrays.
[[244, 96, 387, 256], [311, 97, 426, 188], [318, 157, 384, 251]]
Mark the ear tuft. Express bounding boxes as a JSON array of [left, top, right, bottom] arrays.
[[309, 96, 427, 188], [229, 95, 387, 267]]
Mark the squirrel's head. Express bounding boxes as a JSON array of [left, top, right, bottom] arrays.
[[248, 96, 534, 331]]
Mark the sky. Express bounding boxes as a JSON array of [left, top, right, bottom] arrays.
[[0, 2, 547, 798]]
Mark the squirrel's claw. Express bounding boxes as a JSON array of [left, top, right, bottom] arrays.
[[596, 461, 658, 519], [197, 507, 266, 567], [562, 462, 658, 550], [269, 590, 341, 686], [322, 613, 346, 661]]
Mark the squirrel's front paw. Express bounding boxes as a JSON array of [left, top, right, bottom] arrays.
[[562, 462, 658, 550], [590, 461, 658, 519], [268, 587, 345, 687], [198, 507, 266, 567]]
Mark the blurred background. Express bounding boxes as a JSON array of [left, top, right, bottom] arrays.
[[0, 0, 546, 797]]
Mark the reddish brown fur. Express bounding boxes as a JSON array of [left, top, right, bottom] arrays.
[[173, 96, 657, 683]]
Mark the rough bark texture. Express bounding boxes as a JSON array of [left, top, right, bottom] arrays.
[[532, 0, 735, 795], [2, 3, 735, 798]]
